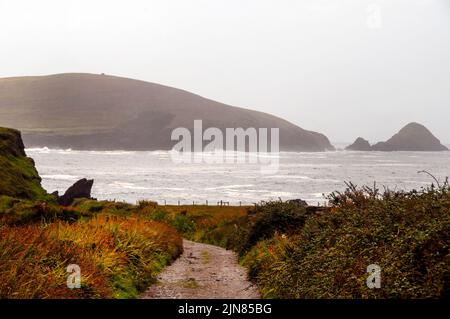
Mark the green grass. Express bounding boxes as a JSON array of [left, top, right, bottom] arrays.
[[0, 196, 81, 225], [0, 127, 50, 200], [0, 155, 50, 200], [72, 199, 135, 216]]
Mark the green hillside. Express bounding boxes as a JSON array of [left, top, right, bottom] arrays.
[[0, 73, 334, 151], [0, 127, 48, 199]]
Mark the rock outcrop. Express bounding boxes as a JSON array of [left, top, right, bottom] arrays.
[[0, 127, 48, 199], [372, 123, 448, 152], [287, 199, 308, 207], [346, 123, 448, 152], [0, 127, 27, 157], [345, 137, 372, 151], [56, 178, 94, 206]]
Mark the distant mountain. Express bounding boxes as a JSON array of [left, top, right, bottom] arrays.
[[346, 123, 448, 152], [0, 73, 334, 152]]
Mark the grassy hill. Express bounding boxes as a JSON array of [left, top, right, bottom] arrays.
[[0, 73, 334, 151]]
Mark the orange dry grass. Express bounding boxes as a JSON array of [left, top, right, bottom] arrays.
[[165, 205, 248, 228], [0, 215, 182, 299]]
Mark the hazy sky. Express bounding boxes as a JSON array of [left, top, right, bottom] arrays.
[[1, 0, 449, 143]]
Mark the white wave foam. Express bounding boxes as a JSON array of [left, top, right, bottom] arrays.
[[41, 174, 79, 180], [108, 182, 150, 190], [205, 184, 254, 190]]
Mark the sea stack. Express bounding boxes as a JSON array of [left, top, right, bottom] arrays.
[[55, 178, 94, 206], [346, 137, 372, 151], [346, 123, 448, 152], [372, 123, 448, 151]]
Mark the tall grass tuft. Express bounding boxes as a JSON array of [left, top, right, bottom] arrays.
[[0, 214, 182, 298]]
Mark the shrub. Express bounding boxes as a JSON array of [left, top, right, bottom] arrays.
[[137, 200, 158, 210], [239, 201, 309, 254], [146, 208, 168, 222], [241, 184, 450, 298], [171, 214, 196, 234]]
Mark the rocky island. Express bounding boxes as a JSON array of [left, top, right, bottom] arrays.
[[346, 122, 449, 152], [346, 137, 372, 151]]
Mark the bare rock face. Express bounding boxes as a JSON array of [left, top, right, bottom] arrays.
[[346, 137, 372, 151], [372, 123, 448, 152], [0, 127, 26, 157], [56, 178, 94, 206]]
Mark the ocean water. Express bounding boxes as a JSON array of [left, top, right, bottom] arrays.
[[27, 148, 450, 205]]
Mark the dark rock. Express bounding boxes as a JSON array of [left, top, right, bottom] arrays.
[[287, 199, 308, 207], [306, 206, 327, 214], [346, 137, 372, 151], [0, 127, 26, 157], [372, 122, 448, 152], [347, 123, 448, 152], [57, 178, 94, 206]]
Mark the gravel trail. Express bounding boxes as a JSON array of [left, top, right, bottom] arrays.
[[142, 239, 260, 299]]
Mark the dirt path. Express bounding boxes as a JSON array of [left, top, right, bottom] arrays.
[[142, 239, 260, 299]]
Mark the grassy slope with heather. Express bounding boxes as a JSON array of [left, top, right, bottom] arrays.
[[0, 127, 182, 299], [0, 207, 182, 298]]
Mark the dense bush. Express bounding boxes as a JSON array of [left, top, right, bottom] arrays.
[[238, 201, 309, 254], [170, 213, 196, 234], [241, 184, 450, 298]]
